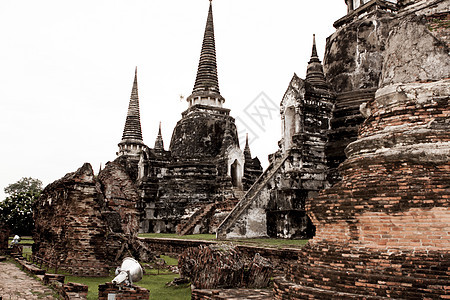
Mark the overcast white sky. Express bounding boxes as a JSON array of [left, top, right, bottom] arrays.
[[0, 1, 346, 199]]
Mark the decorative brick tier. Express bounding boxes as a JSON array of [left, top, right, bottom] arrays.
[[98, 283, 149, 300], [310, 80, 450, 249]]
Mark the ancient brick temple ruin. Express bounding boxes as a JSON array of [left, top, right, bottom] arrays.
[[32, 0, 449, 296], [271, 0, 450, 298], [216, 0, 404, 240], [114, 1, 262, 234], [218, 36, 335, 239], [217, 0, 449, 241], [32, 1, 263, 273]]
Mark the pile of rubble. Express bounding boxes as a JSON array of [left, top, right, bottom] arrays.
[[179, 244, 272, 289]]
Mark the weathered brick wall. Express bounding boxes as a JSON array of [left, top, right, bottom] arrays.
[[63, 282, 88, 300], [274, 242, 449, 299], [34, 162, 150, 276], [324, 2, 396, 185], [33, 163, 111, 276], [191, 289, 216, 300], [98, 161, 140, 236], [427, 12, 450, 47], [98, 283, 149, 300]]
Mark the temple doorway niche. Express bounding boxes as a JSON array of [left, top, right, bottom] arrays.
[[284, 107, 296, 150], [230, 159, 243, 189]]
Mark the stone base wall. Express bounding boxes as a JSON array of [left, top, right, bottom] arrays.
[[274, 242, 449, 299], [98, 283, 149, 300], [139, 237, 216, 256]]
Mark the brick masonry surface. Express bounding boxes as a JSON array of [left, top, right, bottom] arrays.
[[98, 283, 149, 300]]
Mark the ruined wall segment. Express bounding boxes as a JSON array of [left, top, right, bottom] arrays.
[[33, 163, 151, 276], [34, 163, 112, 276], [98, 161, 140, 236], [274, 1, 450, 297]]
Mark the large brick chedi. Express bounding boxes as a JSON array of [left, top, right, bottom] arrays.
[[117, 1, 262, 234], [274, 1, 450, 298]]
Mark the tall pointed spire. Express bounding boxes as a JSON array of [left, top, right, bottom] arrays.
[[311, 34, 318, 59], [187, 0, 225, 108], [244, 133, 252, 160], [154, 122, 164, 150], [118, 67, 145, 157], [305, 34, 328, 89]]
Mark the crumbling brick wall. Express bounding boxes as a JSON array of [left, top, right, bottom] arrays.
[[98, 283, 149, 300], [33, 162, 152, 276]]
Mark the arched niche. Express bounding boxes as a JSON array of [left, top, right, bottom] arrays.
[[230, 159, 243, 189], [284, 106, 296, 151]]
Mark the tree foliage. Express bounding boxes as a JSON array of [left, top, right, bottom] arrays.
[[1, 177, 43, 235], [4, 177, 42, 196]]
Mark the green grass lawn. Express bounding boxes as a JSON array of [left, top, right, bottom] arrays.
[[161, 255, 178, 266], [64, 255, 190, 300], [65, 270, 190, 300]]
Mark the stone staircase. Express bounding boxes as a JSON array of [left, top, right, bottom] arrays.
[[177, 203, 216, 236], [217, 152, 290, 238], [231, 187, 246, 200]]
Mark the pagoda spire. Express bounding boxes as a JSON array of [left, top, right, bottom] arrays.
[[311, 34, 318, 59], [187, 0, 225, 108], [154, 122, 164, 150], [244, 133, 252, 160], [118, 67, 145, 157], [305, 34, 328, 89]]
